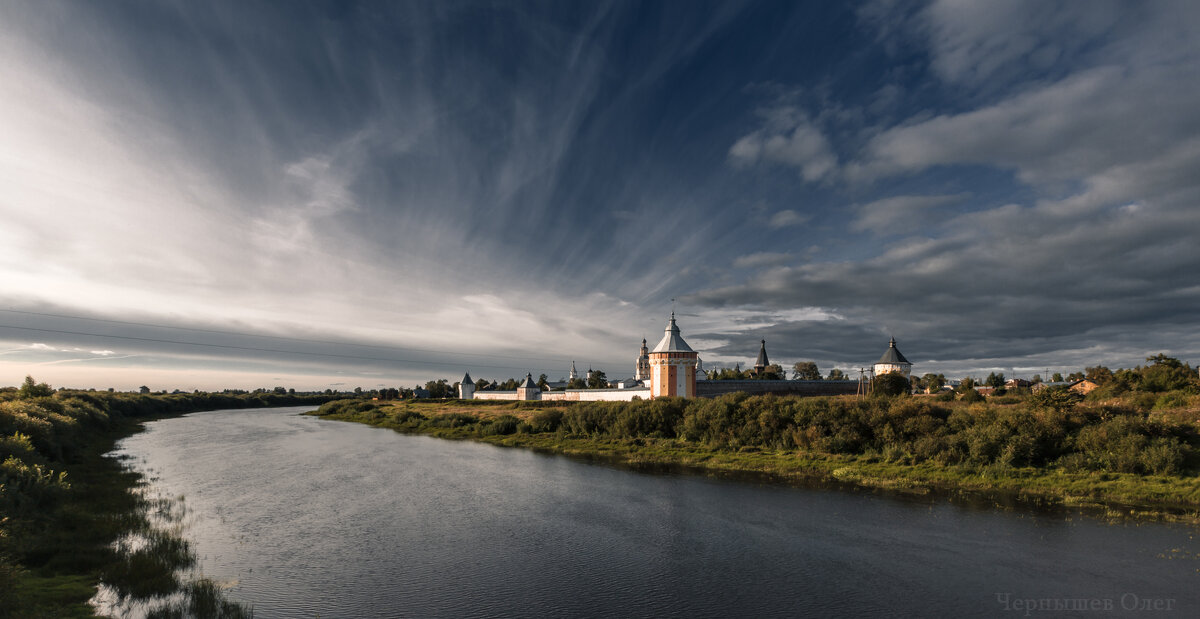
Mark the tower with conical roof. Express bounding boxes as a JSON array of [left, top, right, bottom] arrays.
[[569, 361, 578, 382], [649, 312, 699, 398], [458, 372, 475, 399], [517, 372, 542, 401], [873, 337, 912, 378], [754, 339, 770, 376], [635, 338, 651, 382]]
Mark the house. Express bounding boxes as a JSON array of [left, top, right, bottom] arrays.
[[1069, 378, 1100, 395]]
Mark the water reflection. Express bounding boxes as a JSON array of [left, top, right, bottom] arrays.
[[112, 407, 1199, 618]]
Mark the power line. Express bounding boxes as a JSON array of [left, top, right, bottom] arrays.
[[0, 307, 571, 364], [0, 324, 567, 375]]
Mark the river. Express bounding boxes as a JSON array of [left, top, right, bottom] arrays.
[[105, 406, 1198, 617]]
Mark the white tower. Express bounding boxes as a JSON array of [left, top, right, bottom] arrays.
[[458, 372, 475, 400], [873, 337, 912, 378], [635, 338, 651, 382], [649, 313, 698, 398], [516, 373, 542, 401]]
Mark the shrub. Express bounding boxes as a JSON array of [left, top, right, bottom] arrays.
[[482, 415, 520, 436], [529, 409, 563, 433], [1031, 386, 1082, 413], [960, 389, 985, 403]]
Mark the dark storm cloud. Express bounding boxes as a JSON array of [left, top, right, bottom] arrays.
[[696, 1, 1200, 375], [4, 0, 1200, 387]]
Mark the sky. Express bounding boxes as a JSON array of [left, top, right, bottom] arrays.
[[2, 0, 1200, 391]]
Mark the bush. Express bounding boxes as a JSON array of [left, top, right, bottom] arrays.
[[1031, 386, 1082, 413], [481, 415, 520, 436], [960, 389, 985, 403], [529, 409, 563, 433], [934, 390, 957, 402]]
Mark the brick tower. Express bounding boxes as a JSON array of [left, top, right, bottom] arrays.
[[649, 313, 698, 398]]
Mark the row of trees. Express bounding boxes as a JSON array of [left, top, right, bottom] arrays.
[[318, 386, 1197, 477]]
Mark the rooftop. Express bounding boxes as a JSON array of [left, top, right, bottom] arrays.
[[652, 312, 694, 353]]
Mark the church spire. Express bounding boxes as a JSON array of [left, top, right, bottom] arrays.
[[754, 339, 769, 374]]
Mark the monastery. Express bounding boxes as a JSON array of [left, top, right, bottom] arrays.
[[459, 313, 910, 401]]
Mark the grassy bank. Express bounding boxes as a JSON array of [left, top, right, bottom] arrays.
[[1, 384, 336, 618], [311, 393, 1200, 522]]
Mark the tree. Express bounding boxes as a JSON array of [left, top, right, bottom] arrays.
[[587, 370, 608, 389], [792, 361, 821, 380], [567, 377, 586, 389], [425, 379, 452, 398], [759, 364, 785, 380], [19, 375, 53, 398], [1051, 372, 1063, 382], [1031, 385, 1083, 413], [1085, 366, 1114, 384], [711, 366, 751, 380], [922, 373, 946, 392], [139, 385, 151, 394], [985, 372, 1006, 389], [537, 374, 549, 389], [1066, 371, 1084, 382], [1030, 374, 1042, 384], [475, 378, 489, 391], [273, 386, 287, 395], [1137, 354, 1197, 393], [872, 373, 911, 397], [827, 368, 847, 381], [958, 377, 976, 392]]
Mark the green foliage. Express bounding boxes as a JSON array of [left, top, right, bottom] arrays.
[[872, 373, 911, 397], [922, 373, 946, 392], [481, 415, 521, 436], [424, 379, 454, 398], [759, 364, 786, 380], [587, 370, 609, 389], [0, 386, 332, 618], [1031, 386, 1083, 413], [984, 372, 1006, 389], [18, 376, 53, 399], [710, 367, 752, 380], [827, 369, 847, 381], [793, 362, 821, 380], [529, 409, 564, 433], [1085, 366, 1114, 384], [959, 388, 985, 403]]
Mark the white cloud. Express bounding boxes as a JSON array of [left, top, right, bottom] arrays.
[[852, 193, 968, 234], [920, 0, 1124, 86], [729, 107, 837, 182], [768, 210, 810, 229]]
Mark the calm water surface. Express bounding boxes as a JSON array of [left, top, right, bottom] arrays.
[[111, 406, 1199, 617]]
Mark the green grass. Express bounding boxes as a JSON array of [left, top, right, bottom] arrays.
[[0, 389, 325, 618], [313, 398, 1200, 524]]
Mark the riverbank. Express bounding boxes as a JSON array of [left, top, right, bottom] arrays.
[[311, 395, 1200, 523], [1, 388, 336, 618]]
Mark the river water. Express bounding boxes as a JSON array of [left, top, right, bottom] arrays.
[[108, 406, 1198, 617]]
